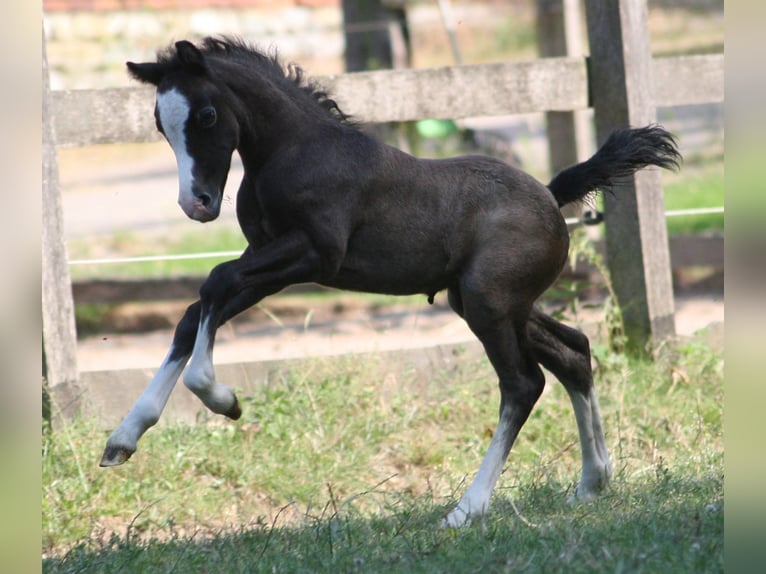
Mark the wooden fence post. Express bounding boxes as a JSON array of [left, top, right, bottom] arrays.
[[536, 0, 592, 175], [583, 0, 676, 351], [42, 30, 79, 400]]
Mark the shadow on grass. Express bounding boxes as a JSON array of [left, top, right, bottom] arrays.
[[43, 472, 722, 574]]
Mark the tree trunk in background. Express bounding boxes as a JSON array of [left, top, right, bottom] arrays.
[[342, 0, 410, 72], [342, 0, 413, 149]]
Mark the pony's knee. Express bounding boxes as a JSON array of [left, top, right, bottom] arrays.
[[200, 262, 240, 302], [169, 302, 201, 360]]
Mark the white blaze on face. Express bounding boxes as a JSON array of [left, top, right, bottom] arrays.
[[156, 88, 196, 213]]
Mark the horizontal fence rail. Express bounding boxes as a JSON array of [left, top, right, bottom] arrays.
[[51, 54, 723, 148]]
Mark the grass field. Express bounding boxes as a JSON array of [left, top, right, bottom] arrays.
[[43, 331, 723, 572]]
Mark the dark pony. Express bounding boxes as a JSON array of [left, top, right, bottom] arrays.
[[101, 37, 681, 527]]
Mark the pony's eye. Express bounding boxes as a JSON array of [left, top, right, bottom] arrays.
[[196, 106, 217, 128]]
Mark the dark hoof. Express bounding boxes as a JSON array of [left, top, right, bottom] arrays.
[[225, 398, 242, 420], [99, 445, 135, 467]]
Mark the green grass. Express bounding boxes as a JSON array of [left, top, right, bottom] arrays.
[[67, 226, 248, 281], [43, 336, 723, 572], [663, 164, 724, 236]]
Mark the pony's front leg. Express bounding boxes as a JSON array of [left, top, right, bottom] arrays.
[[182, 303, 242, 420], [179, 263, 262, 419], [100, 302, 201, 466], [183, 233, 323, 418]]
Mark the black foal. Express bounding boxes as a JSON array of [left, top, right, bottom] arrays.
[[100, 37, 681, 527]]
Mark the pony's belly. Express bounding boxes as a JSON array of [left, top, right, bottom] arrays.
[[325, 261, 450, 297]]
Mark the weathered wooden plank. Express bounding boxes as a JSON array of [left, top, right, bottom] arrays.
[[585, 0, 677, 351], [653, 54, 724, 107], [52, 86, 161, 147], [42, 32, 79, 391], [323, 57, 589, 122], [52, 58, 589, 147], [50, 54, 720, 148]]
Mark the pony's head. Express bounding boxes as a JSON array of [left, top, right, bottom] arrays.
[[127, 41, 238, 222]]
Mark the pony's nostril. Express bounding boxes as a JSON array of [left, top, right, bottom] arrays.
[[197, 192, 212, 207]]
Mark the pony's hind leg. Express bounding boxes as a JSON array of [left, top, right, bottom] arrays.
[[528, 309, 612, 501], [444, 289, 545, 527]]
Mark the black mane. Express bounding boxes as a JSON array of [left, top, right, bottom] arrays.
[[158, 36, 353, 124]]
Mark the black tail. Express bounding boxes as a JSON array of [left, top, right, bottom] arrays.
[[547, 125, 682, 208]]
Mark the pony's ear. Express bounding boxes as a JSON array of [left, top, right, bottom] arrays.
[[175, 40, 207, 75], [126, 61, 165, 86]]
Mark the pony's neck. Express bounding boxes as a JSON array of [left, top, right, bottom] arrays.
[[225, 75, 309, 169]]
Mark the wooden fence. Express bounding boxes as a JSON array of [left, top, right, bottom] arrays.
[[51, 54, 721, 148], [43, 0, 723, 390]]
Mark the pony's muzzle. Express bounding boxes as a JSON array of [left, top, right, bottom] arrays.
[[180, 188, 221, 222]]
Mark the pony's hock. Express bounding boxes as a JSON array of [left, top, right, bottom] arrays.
[[101, 37, 681, 527]]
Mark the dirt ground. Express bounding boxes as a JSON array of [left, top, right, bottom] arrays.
[[76, 292, 723, 373]]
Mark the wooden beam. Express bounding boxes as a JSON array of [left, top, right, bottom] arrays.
[[292, 59, 587, 120], [584, 0, 676, 351], [653, 54, 724, 107], [42, 31, 79, 393], [536, 0, 593, 172], [50, 55, 721, 149], [51, 58, 589, 147], [52, 86, 161, 147]]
